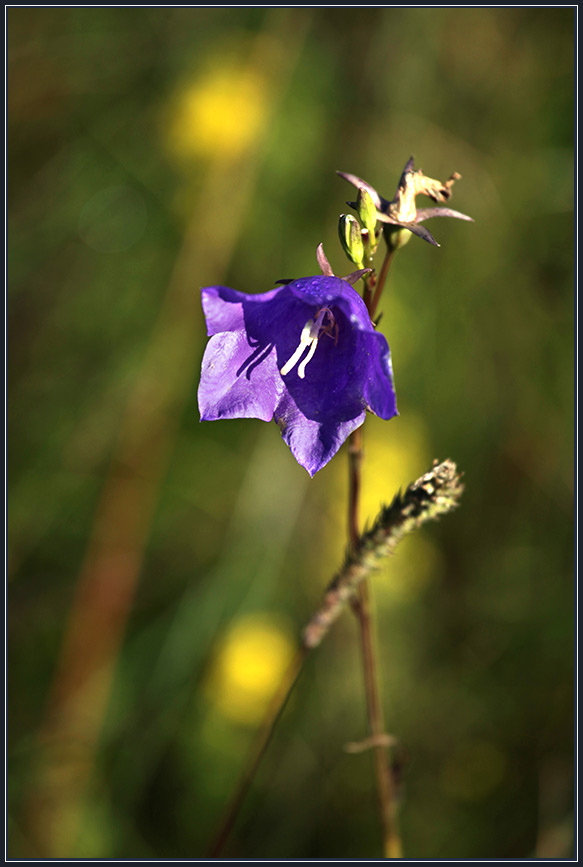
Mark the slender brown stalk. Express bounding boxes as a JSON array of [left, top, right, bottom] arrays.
[[348, 428, 402, 858], [208, 648, 307, 858], [355, 579, 403, 858], [370, 246, 395, 318], [347, 257, 402, 858]]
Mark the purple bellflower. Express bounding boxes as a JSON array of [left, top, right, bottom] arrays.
[[198, 270, 397, 477]]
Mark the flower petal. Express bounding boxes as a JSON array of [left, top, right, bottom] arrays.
[[198, 331, 282, 422], [201, 285, 282, 336], [274, 390, 366, 477], [415, 207, 474, 223], [287, 275, 371, 325], [358, 331, 399, 420]]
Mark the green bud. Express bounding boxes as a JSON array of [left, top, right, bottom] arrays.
[[338, 214, 364, 267], [383, 225, 412, 253], [356, 187, 378, 236]]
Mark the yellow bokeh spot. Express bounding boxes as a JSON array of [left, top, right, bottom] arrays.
[[206, 614, 296, 724], [359, 412, 430, 526], [377, 533, 442, 604], [441, 740, 507, 801], [165, 63, 269, 163]]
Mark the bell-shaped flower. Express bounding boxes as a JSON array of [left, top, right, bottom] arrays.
[[198, 270, 397, 476], [338, 156, 473, 247]]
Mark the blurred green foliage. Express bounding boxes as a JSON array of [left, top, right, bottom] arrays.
[[8, 7, 574, 860]]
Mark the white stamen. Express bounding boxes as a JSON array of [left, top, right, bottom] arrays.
[[280, 307, 335, 378], [280, 319, 314, 376], [297, 336, 320, 379]]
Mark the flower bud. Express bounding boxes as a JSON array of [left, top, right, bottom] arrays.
[[356, 187, 377, 237], [383, 225, 412, 253], [338, 214, 364, 267]]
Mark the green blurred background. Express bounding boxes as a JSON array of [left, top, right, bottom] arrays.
[[8, 7, 574, 860]]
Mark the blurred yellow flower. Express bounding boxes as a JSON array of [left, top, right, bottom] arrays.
[[166, 63, 269, 163], [359, 412, 430, 525], [206, 614, 295, 724]]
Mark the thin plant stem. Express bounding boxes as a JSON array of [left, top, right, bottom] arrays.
[[348, 426, 402, 858], [370, 246, 395, 319], [354, 579, 403, 858], [208, 648, 307, 858], [347, 253, 402, 858]]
